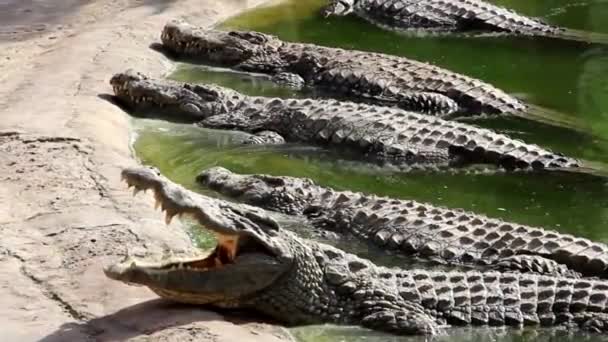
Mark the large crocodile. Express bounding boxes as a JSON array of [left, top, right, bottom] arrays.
[[110, 70, 580, 171], [106, 166, 608, 335], [160, 19, 526, 117], [197, 167, 608, 279], [322, 0, 579, 39]]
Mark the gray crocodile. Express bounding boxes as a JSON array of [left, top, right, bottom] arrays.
[[105, 166, 608, 335], [160, 19, 526, 117], [197, 167, 608, 279], [322, 0, 569, 38], [110, 70, 580, 171]]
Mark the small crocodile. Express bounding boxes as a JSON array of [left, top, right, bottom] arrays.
[[110, 70, 579, 171], [106, 166, 608, 335], [197, 167, 608, 279], [322, 0, 569, 38], [160, 19, 526, 117]]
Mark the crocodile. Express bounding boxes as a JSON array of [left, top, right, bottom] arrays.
[[322, 0, 568, 38], [110, 70, 580, 171], [196, 167, 608, 279], [105, 166, 608, 335], [159, 19, 526, 117]]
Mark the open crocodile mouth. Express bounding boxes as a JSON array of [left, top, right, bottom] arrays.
[[111, 79, 162, 107], [118, 171, 276, 275]]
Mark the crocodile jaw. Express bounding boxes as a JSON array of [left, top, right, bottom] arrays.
[[160, 19, 256, 65], [103, 167, 290, 305]]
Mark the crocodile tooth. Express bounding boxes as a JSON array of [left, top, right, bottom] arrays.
[[154, 198, 161, 210], [132, 188, 141, 196]]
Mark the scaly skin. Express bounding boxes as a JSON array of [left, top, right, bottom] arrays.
[[322, 0, 564, 37], [110, 70, 579, 171], [106, 166, 608, 335], [160, 19, 525, 116], [197, 167, 608, 278]]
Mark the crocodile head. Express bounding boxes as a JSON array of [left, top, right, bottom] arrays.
[[110, 70, 232, 120], [323, 0, 356, 17], [196, 167, 317, 215], [161, 19, 281, 68], [104, 167, 292, 306]]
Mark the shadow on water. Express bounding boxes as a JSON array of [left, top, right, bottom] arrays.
[[168, 64, 311, 99]]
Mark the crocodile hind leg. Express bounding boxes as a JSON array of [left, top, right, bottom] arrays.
[[490, 255, 581, 278], [359, 302, 440, 335], [243, 131, 286, 145]]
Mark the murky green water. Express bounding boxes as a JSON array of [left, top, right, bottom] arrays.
[[133, 0, 608, 340]]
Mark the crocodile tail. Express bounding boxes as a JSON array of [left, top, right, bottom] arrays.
[[547, 159, 608, 177], [547, 28, 608, 45], [533, 274, 608, 324], [512, 104, 589, 132]]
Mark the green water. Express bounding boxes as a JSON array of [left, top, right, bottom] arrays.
[[133, 0, 608, 340]]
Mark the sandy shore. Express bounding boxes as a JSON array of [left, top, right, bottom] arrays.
[[0, 0, 293, 341]]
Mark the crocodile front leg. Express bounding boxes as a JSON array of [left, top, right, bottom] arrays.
[[270, 72, 307, 89], [360, 305, 439, 335], [579, 313, 608, 332], [322, 0, 356, 17], [243, 131, 286, 145], [233, 53, 307, 89], [346, 277, 440, 335], [234, 54, 290, 77]]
